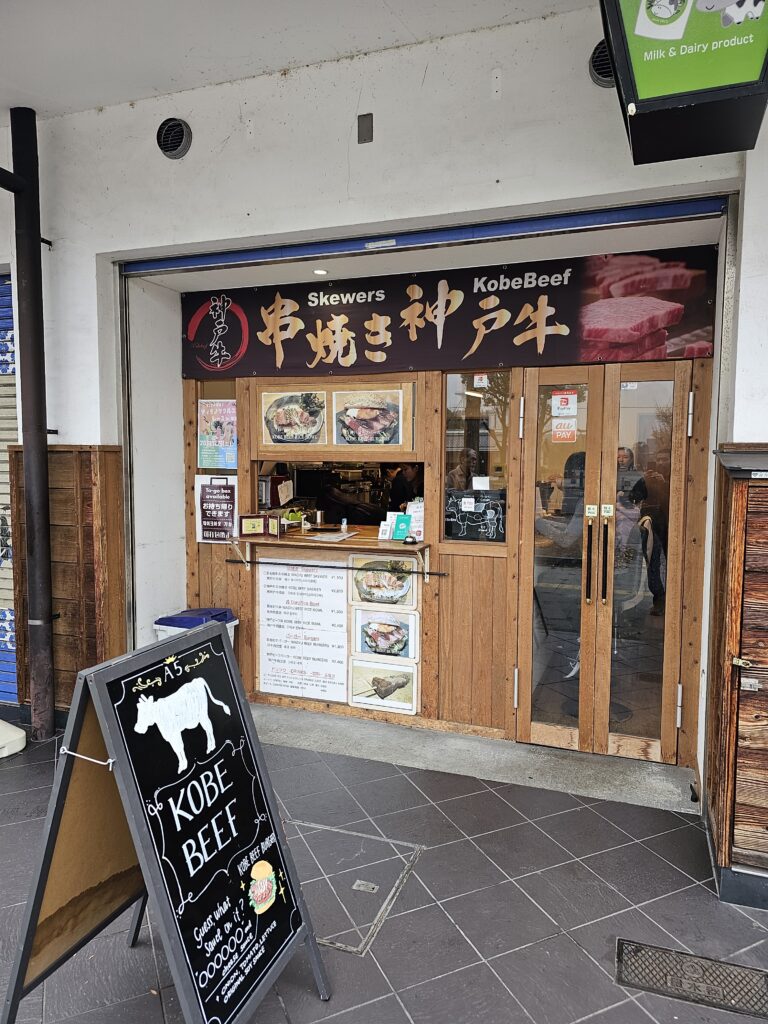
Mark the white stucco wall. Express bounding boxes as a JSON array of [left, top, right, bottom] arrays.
[[12, 3, 743, 445], [731, 130, 768, 443], [127, 277, 185, 646]]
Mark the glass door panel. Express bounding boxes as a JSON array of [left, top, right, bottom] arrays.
[[610, 378, 674, 740], [531, 383, 588, 732], [518, 367, 602, 752], [594, 363, 692, 762]]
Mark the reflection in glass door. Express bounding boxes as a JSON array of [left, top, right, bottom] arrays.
[[518, 367, 603, 752], [518, 362, 691, 762], [594, 363, 691, 763]]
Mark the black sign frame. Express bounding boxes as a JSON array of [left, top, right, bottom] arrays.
[[1, 623, 329, 1024], [600, 0, 768, 164]]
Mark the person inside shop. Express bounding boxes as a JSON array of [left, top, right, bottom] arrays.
[[380, 463, 402, 510], [618, 442, 671, 614], [388, 463, 424, 512], [315, 469, 383, 526], [446, 447, 478, 490], [534, 451, 585, 549]]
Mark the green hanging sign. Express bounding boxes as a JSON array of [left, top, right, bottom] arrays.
[[617, 0, 768, 100]]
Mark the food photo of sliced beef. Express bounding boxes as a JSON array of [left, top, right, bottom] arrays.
[[580, 296, 684, 344], [337, 392, 400, 444], [607, 266, 705, 298], [584, 253, 663, 287], [581, 328, 668, 363], [684, 341, 714, 357]]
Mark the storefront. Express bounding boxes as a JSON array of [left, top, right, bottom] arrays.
[[112, 198, 729, 774]]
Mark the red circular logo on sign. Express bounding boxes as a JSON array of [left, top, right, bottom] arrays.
[[186, 298, 249, 372]]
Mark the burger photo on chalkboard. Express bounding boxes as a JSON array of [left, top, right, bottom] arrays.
[[248, 859, 278, 915]]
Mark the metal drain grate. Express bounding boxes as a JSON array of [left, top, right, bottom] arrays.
[[617, 939, 768, 1019]]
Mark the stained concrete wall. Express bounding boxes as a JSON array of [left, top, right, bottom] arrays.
[[1, 4, 743, 445]]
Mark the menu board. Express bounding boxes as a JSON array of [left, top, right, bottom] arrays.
[[258, 560, 348, 702], [94, 629, 305, 1024]]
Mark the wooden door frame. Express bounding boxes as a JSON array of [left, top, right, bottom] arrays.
[[592, 361, 692, 763], [517, 365, 604, 752]]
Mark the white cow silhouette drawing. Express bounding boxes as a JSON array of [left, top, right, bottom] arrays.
[[134, 677, 231, 773]]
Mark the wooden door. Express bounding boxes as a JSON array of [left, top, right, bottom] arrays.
[[517, 366, 604, 752], [437, 369, 522, 736], [517, 362, 691, 762], [593, 362, 692, 764]]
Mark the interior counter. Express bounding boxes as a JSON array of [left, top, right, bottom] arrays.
[[239, 523, 428, 556]]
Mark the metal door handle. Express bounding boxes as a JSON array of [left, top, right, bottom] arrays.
[[585, 519, 593, 604], [601, 518, 609, 604]]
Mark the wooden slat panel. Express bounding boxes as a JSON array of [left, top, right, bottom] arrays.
[[593, 363, 620, 755], [52, 635, 80, 672], [516, 368, 539, 743], [51, 563, 79, 601], [51, 599, 83, 637], [451, 557, 475, 724], [421, 371, 442, 720], [10, 446, 125, 711], [471, 565, 493, 727], [438, 554, 454, 721], [659, 361, 692, 763], [504, 367, 523, 738], [734, 679, 768, 855], [748, 488, 768, 514], [679, 359, 713, 772], [54, 670, 77, 709], [91, 450, 126, 661], [492, 557, 507, 732], [210, 544, 230, 610], [706, 473, 748, 866], [607, 735, 661, 761]]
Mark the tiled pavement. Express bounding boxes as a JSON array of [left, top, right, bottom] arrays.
[[1, 709, 768, 1024]]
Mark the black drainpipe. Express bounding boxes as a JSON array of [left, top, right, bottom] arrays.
[[0, 108, 54, 740]]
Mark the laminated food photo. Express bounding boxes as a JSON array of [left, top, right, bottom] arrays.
[[262, 391, 327, 444], [348, 556, 418, 609], [333, 389, 402, 445], [353, 609, 419, 661], [349, 659, 418, 714]]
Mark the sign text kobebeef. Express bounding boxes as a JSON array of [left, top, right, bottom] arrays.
[[182, 246, 716, 378]]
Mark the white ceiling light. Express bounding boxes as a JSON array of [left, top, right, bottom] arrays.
[[313, 268, 328, 276]]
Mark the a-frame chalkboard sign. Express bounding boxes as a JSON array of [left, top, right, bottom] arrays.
[[1, 622, 329, 1024]]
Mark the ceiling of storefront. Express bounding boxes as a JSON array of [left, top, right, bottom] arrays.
[[143, 216, 724, 293], [0, 0, 597, 123]]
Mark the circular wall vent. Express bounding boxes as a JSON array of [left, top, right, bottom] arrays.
[[589, 40, 615, 89], [156, 118, 192, 159]]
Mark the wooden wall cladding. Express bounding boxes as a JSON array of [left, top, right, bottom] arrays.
[[732, 485, 768, 868], [707, 461, 768, 872], [438, 554, 508, 730], [10, 446, 126, 709]]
